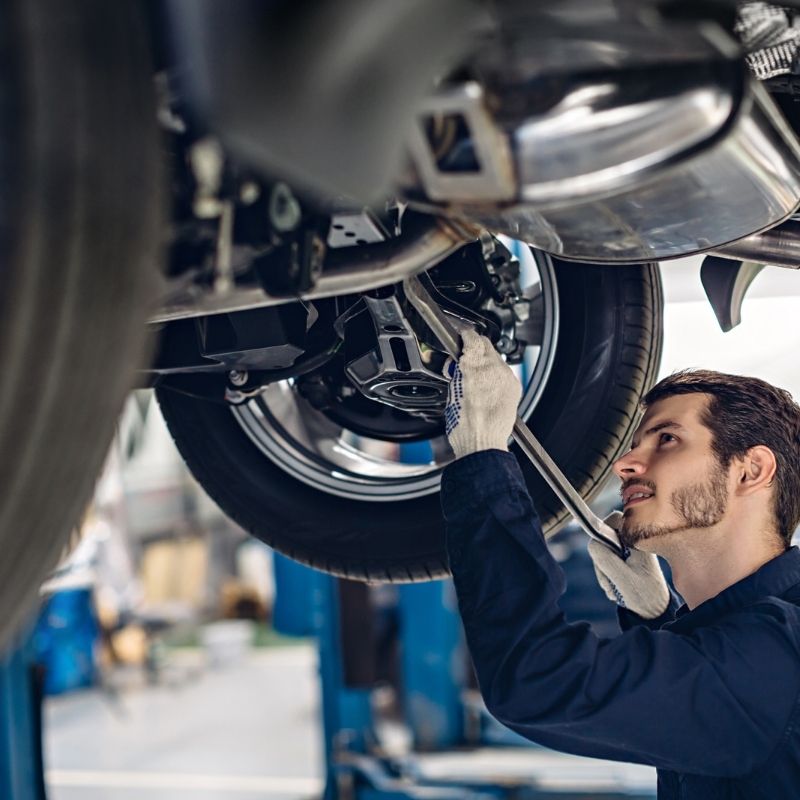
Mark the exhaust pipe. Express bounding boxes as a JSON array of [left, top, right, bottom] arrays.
[[149, 215, 474, 324], [711, 219, 800, 269]]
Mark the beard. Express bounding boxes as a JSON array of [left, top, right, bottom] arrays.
[[619, 462, 729, 549]]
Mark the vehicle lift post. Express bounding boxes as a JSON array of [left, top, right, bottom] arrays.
[[275, 544, 660, 799], [0, 628, 46, 800], [274, 552, 500, 799]]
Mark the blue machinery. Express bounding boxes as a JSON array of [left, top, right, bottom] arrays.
[[273, 553, 657, 800], [0, 628, 45, 800], [274, 557, 494, 799]]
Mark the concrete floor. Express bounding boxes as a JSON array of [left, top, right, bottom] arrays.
[[44, 645, 324, 800]]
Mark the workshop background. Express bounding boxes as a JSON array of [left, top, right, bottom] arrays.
[[4, 257, 799, 800]]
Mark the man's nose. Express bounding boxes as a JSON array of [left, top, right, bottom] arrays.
[[612, 448, 647, 480]]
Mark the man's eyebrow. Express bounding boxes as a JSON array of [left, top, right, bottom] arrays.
[[631, 421, 683, 447]]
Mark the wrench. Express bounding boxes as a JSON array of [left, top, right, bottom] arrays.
[[403, 274, 630, 559]]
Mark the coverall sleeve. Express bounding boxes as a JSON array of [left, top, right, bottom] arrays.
[[442, 450, 800, 777]]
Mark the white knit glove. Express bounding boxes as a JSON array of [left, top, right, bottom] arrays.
[[587, 511, 671, 619], [444, 329, 521, 459]]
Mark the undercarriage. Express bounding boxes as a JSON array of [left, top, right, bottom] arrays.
[[5, 0, 800, 646]]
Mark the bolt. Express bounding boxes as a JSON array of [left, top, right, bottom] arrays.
[[309, 236, 326, 278], [229, 369, 249, 386], [190, 137, 224, 218], [190, 138, 224, 191], [239, 181, 260, 205], [496, 335, 515, 354], [269, 182, 302, 232]]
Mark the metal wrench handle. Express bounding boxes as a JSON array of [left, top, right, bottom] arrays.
[[510, 418, 627, 557], [403, 274, 628, 559]]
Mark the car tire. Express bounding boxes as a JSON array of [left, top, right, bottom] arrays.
[[0, 0, 163, 646], [156, 260, 662, 582]]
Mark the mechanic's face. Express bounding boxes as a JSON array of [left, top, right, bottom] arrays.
[[612, 394, 730, 550]]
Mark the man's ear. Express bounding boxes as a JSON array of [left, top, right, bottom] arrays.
[[735, 445, 777, 496]]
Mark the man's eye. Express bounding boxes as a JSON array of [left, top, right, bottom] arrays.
[[659, 432, 677, 445]]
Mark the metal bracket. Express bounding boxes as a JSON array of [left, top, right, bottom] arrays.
[[345, 293, 450, 416], [407, 82, 517, 203]]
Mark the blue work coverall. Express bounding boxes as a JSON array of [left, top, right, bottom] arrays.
[[441, 450, 800, 799]]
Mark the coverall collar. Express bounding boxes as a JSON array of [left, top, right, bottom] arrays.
[[666, 545, 800, 633]]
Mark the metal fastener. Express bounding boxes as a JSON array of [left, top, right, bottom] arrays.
[[228, 370, 249, 386]]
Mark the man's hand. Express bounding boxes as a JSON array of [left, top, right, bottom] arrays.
[[444, 329, 521, 460], [588, 511, 671, 619]]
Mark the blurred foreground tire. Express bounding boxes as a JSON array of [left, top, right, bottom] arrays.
[[0, 0, 163, 648]]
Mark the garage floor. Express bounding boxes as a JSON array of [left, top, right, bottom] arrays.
[[44, 645, 324, 800], [43, 643, 656, 799]]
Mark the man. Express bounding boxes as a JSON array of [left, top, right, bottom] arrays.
[[442, 329, 800, 799]]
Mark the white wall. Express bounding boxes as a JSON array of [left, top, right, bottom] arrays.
[[659, 257, 800, 398]]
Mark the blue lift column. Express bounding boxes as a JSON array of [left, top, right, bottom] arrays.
[[0, 628, 46, 800], [315, 572, 375, 799], [397, 580, 466, 751], [273, 553, 374, 799], [396, 442, 469, 751]]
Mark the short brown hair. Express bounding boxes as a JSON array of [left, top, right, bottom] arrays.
[[642, 370, 800, 547]]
